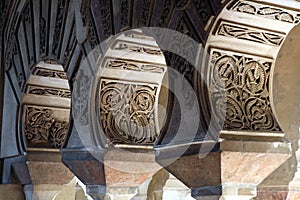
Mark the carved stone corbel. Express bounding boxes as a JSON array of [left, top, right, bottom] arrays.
[[204, 0, 300, 198]]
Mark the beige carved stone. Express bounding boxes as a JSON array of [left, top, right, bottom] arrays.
[[204, 0, 300, 199], [96, 30, 168, 145], [22, 61, 71, 149]]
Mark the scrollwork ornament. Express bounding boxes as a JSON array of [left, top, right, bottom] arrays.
[[25, 107, 68, 148], [99, 80, 158, 145], [210, 50, 281, 131], [73, 70, 91, 125], [217, 22, 284, 46], [232, 1, 300, 24]]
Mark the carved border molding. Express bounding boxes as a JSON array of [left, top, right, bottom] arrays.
[[215, 21, 285, 46], [27, 85, 71, 98], [33, 68, 68, 79], [230, 0, 300, 24], [112, 40, 163, 55], [105, 59, 166, 74]]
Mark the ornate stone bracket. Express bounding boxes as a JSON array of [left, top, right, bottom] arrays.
[[96, 30, 168, 146], [22, 61, 71, 150]]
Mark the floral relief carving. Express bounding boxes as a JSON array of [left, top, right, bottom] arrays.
[[210, 49, 281, 131], [52, 0, 67, 55], [141, 0, 151, 26], [100, 0, 113, 38], [124, 33, 154, 41], [27, 86, 71, 98], [216, 22, 285, 46], [120, 0, 130, 30], [33, 68, 68, 79], [25, 107, 68, 148], [232, 1, 300, 24], [175, 0, 190, 10], [99, 80, 159, 144], [191, 0, 213, 25], [106, 59, 165, 73], [73, 70, 90, 125], [158, 0, 174, 27], [113, 42, 162, 55]]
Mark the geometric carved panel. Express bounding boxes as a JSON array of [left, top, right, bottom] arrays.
[[99, 79, 159, 144], [209, 49, 282, 131]]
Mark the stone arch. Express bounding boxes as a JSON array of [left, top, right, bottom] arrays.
[[203, 0, 300, 199], [1, 0, 300, 199]]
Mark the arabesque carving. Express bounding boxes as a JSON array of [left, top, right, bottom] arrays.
[[106, 59, 165, 73], [231, 1, 300, 24], [33, 68, 68, 79], [216, 22, 285, 46], [210, 49, 281, 131], [113, 42, 162, 55], [73, 70, 90, 125], [99, 80, 159, 144], [24, 106, 68, 148], [27, 86, 71, 98]]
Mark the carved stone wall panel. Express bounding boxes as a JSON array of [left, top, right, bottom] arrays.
[[158, 0, 175, 27], [120, 0, 131, 31], [99, 79, 159, 145], [191, 0, 214, 26], [24, 106, 69, 148], [39, 0, 51, 57], [203, 0, 300, 140], [58, 1, 75, 63], [72, 69, 90, 126], [98, 0, 113, 39], [209, 48, 281, 132], [22, 2, 35, 65], [175, 13, 202, 42], [51, 0, 69, 57], [215, 21, 285, 46], [230, 1, 300, 24]]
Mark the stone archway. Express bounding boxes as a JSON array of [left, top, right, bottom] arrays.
[[1, 0, 300, 199]]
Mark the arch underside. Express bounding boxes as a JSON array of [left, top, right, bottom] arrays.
[[0, 0, 300, 199]]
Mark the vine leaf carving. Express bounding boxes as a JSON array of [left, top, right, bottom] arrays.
[[99, 80, 159, 145], [210, 50, 281, 131], [232, 1, 300, 24], [73, 70, 91, 125], [217, 22, 284, 46], [25, 107, 68, 148]]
